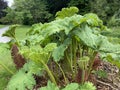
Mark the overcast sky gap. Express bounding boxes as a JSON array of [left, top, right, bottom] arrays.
[[5, 0, 13, 7]]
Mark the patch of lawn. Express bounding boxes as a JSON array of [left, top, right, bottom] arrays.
[[15, 25, 31, 40], [0, 25, 7, 28]]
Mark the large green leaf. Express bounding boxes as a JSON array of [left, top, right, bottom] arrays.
[[44, 43, 57, 53], [52, 38, 71, 62], [7, 69, 36, 90], [84, 13, 103, 27], [79, 82, 96, 90], [55, 7, 79, 19], [74, 25, 120, 54], [23, 60, 44, 76], [39, 81, 79, 90], [0, 43, 16, 89], [73, 25, 102, 50], [22, 15, 83, 45], [62, 83, 79, 90], [39, 81, 96, 90], [39, 81, 59, 90], [23, 13, 105, 46], [20, 43, 56, 63], [100, 52, 120, 68]]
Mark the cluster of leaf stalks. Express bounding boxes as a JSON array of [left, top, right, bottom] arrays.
[[53, 37, 98, 85], [3, 7, 120, 90]]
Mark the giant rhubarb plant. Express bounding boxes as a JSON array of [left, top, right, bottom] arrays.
[[3, 7, 120, 90]]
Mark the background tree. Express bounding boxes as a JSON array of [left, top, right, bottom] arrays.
[[46, 0, 69, 14], [90, 0, 120, 25], [0, 0, 8, 23], [1, 0, 52, 25], [68, 0, 90, 15], [1, 0, 120, 26]]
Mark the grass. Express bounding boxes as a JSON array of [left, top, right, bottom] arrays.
[[15, 25, 31, 40], [0, 25, 7, 28]]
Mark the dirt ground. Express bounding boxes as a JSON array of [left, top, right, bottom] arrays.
[[95, 61, 120, 90]]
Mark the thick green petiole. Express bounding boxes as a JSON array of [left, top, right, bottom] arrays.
[[56, 62, 68, 84], [87, 51, 97, 77], [41, 61, 57, 85], [72, 38, 77, 76], [81, 70, 85, 83]]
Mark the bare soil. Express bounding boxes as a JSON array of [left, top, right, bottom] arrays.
[[96, 61, 120, 90]]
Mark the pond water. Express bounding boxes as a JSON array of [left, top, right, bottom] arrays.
[[0, 26, 11, 43]]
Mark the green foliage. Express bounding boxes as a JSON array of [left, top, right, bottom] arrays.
[[40, 81, 59, 90], [14, 7, 120, 86], [99, 29, 120, 67], [0, 7, 29, 24], [0, 70, 12, 90], [94, 70, 108, 78], [79, 82, 96, 90], [20, 43, 57, 85], [0, 43, 16, 89], [108, 15, 118, 27], [90, 0, 120, 25], [20, 43, 57, 64], [90, 0, 108, 22], [3, 7, 120, 89], [2, 0, 52, 25], [0, 0, 7, 19], [101, 27, 120, 39], [78, 56, 89, 70], [62, 83, 79, 90], [0, 24, 6, 28], [2, 25, 31, 47], [68, 0, 90, 15], [0, 43, 15, 74], [7, 68, 36, 90], [108, 9, 120, 27], [56, 7, 79, 19], [15, 25, 31, 40], [2, 24, 19, 38], [1, 0, 120, 25], [46, 0, 69, 14], [74, 24, 120, 54], [52, 38, 71, 62], [100, 53, 120, 68], [39, 81, 96, 90]]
